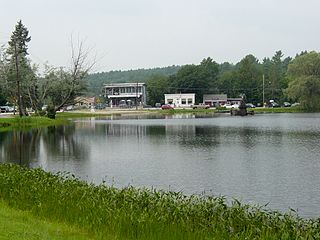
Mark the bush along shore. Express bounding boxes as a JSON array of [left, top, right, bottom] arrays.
[[0, 164, 319, 240]]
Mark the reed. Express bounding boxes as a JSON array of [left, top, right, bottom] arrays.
[[0, 163, 319, 239]]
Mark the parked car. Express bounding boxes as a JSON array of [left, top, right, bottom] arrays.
[[268, 102, 280, 108], [283, 102, 291, 107], [0, 106, 10, 113], [246, 103, 256, 108], [161, 104, 174, 110], [191, 103, 210, 109], [292, 102, 300, 107], [155, 103, 161, 108]]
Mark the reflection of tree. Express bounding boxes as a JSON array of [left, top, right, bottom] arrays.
[[146, 126, 166, 136], [177, 126, 221, 148], [0, 125, 89, 166], [105, 124, 147, 138], [42, 125, 89, 161], [0, 130, 41, 167]]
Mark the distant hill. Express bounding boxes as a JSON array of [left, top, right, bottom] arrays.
[[85, 65, 181, 95]]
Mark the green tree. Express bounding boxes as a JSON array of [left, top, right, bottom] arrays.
[[6, 20, 32, 116], [234, 54, 262, 103], [217, 70, 238, 97], [146, 75, 169, 106], [262, 51, 292, 103], [170, 57, 219, 103], [286, 51, 320, 111], [40, 41, 93, 113]]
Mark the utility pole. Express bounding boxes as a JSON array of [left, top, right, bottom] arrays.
[[262, 74, 265, 108]]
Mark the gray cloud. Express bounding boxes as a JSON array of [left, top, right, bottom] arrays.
[[1, 0, 319, 72]]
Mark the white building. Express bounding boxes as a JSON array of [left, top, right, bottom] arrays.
[[164, 93, 195, 108]]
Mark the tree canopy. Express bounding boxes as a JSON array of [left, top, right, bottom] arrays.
[[286, 51, 320, 111]]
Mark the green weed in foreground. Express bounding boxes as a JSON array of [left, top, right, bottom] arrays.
[[0, 163, 319, 240]]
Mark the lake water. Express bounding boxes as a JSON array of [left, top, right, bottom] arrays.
[[1, 113, 320, 218]]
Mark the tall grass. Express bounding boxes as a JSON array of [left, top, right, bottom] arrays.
[[253, 107, 305, 113], [0, 164, 319, 239], [0, 117, 68, 131]]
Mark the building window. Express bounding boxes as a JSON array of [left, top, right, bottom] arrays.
[[188, 98, 193, 104], [167, 99, 173, 104], [181, 98, 186, 104]]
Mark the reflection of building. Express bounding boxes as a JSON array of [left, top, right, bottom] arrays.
[[75, 97, 95, 108], [203, 94, 242, 107], [102, 83, 146, 107], [164, 93, 195, 107]]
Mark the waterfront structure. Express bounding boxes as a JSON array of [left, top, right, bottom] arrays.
[[102, 83, 147, 107], [74, 96, 96, 108], [203, 94, 242, 107], [164, 93, 195, 108]]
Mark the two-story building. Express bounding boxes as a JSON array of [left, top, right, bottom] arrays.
[[102, 83, 147, 107]]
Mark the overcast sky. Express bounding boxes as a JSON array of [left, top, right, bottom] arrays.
[[1, 0, 319, 72]]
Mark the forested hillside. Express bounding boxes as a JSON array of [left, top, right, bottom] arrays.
[[85, 65, 181, 95]]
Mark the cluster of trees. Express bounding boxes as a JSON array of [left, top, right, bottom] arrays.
[[145, 51, 320, 111], [0, 20, 93, 117]]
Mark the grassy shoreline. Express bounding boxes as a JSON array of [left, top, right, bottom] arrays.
[[0, 116, 68, 131], [0, 163, 319, 239]]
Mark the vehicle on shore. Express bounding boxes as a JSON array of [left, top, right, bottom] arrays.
[[161, 104, 174, 110], [0, 106, 15, 113], [283, 102, 291, 107], [292, 102, 300, 107], [246, 103, 256, 108], [191, 103, 210, 109]]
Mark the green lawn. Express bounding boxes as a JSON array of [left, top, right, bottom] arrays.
[[0, 201, 93, 240]]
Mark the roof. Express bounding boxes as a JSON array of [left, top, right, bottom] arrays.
[[103, 83, 145, 88], [203, 94, 227, 101], [75, 96, 95, 104], [164, 93, 195, 97]]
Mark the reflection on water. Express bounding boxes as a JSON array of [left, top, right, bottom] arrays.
[[0, 126, 89, 168], [1, 113, 320, 218]]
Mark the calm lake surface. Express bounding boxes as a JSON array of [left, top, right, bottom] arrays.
[[1, 113, 320, 217]]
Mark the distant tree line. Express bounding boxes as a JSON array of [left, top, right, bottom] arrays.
[[87, 51, 320, 111], [144, 51, 320, 111], [0, 20, 93, 118]]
